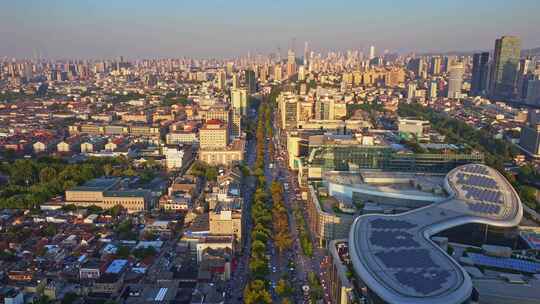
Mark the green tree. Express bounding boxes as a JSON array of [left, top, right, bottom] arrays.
[[10, 159, 37, 186], [251, 240, 266, 259], [520, 186, 537, 207], [251, 230, 269, 243], [86, 205, 103, 214], [34, 296, 52, 304], [249, 257, 269, 279], [107, 204, 124, 217], [243, 280, 272, 304], [308, 272, 323, 301], [103, 163, 113, 176], [39, 167, 57, 183], [133, 247, 156, 259], [275, 279, 292, 297], [274, 232, 292, 253], [61, 292, 79, 304], [281, 298, 292, 304], [63, 180, 77, 191], [123, 168, 137, 176], [116, 246, 131, 259], [44, 224, 58, 237], [116, 219, 137, 240], [61, 204, 77, 212], [205, 166, 218, 182]]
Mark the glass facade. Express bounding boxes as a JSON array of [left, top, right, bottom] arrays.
[[491, 36, 521, 99], [309, 145, 484, 173]]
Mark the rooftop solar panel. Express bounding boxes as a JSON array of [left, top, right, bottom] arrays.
[[375, 249, 437, 269], [370, 230, 420, 248], [461, 186, 502, 204], [467, 202, 501, 214], [462, 165, 489, 175], [395, 270, 451, 295], [370, 218, 417, 230], [468, 253, 540, 274]]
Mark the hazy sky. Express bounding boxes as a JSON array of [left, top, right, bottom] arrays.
[[1, 0, 539, 59]]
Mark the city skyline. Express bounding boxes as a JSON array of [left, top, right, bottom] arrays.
[[2, 2, 540, 304], [1, 0, 540, 59]]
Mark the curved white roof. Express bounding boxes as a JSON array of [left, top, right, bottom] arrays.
[[349, 164, 522, 304]]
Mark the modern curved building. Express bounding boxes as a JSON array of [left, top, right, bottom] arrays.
[[348, 164, 523, 304], [325, 171, 448, 209]]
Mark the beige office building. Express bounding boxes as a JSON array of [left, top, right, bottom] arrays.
[[199, 120, 229, 149], [209, 210, 242, 245], [65, 178, 150, 213], [199, 139, 245, 167]]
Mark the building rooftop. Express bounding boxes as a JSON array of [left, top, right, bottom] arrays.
[[323, 170, 447, 202], [349, 164, 523, 304], [473, 277, 540, 304], [70, 177, 121, 191], [103, 190, 150, 198], [105, 259, 128, 274], [519, 227, 540, 251]]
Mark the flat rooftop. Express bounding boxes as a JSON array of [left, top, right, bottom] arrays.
[[324, 171, 447, 200], [473, 277, 540, 304], [349, 164, 523, 304], [105, 259, 128, 274], [70, 177, 121, 191], [519, 227, 540, 251], [103, 190, 149, 198]]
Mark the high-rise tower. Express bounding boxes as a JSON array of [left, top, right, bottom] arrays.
[[287, 49, 296, 78], [490, 36, 521, 99], [369, 45, 376, 60], [471, 52, 490, 96], [447, 62, 464, 99]]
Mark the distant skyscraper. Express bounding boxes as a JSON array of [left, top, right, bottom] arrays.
[[287, 49, 296, 78], [245, 69, 256, 94], [407, 82, 417, 102], [274, 64, 282, 82], [517, 58, 534, 99], [471, 52, 490, 96], [408, 58, 425, 79], [369, 45, 376, 60], [430, 57, 442, 75], [298, 65, 306, 81], [260, 65, 269, 83], [216, 70, 226, 91], [429, 81, 438, 100], [519, 108, 540, 156], [231, 88, 248, 116], [490, 36, 521, 99], [303, 41, 309, 65], [526, 75, 540, 105], [226, 62, 234, 74], [232, 73, 240, 89], [447, 62, 464, 99], [143, 73, 158, 87]]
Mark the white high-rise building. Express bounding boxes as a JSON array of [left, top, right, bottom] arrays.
[[231, 88, 248, 116], [447, 62, 465, 99], [407, 83, 417, 102], [232, 73, 240, 89], [164, 147, 185, 171], [369, 45, 376, 60], [274, 64, 283, 82], [429, 81, 438, 100], [304, 41, 309, 65], [298, 65, 306, 81]]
